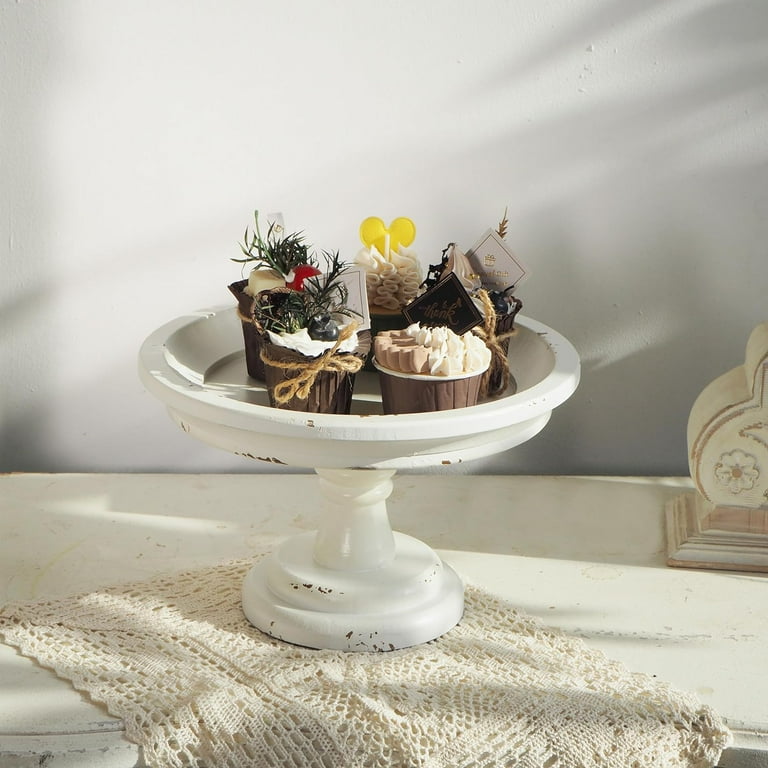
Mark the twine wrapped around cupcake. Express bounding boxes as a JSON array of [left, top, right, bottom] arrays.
[[259, 322, 366, 412], [473, 290, 519, 398]]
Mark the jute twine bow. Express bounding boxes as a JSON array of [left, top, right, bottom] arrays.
[[260, 322, 363, 404], [472, 290, 517, 398]]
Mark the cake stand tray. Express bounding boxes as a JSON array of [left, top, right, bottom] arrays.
[[139, 307, 579, 650]]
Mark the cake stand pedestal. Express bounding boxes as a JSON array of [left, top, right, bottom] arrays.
[[242, 467, 464, 651], [139, 308, 579, 650]]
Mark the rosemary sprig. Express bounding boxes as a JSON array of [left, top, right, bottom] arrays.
[[252, 250, 358, 334], [303, 251, 353, 320], [232, 210, 311, 275], [254, 290, 307, 335]]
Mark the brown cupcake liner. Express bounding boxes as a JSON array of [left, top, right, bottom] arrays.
[[261, 331, 371, 415], [228, 280, 268, 381], [376, 365, 484, 415]]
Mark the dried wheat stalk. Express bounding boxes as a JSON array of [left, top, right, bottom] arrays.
[[497, 207, 509, 239]]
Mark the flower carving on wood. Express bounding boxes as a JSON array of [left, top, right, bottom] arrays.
[[714, 450, 760, 494]]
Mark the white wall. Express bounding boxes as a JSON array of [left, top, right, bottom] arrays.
[[2, 0, 766, 476]]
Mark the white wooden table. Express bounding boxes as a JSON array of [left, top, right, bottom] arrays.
[[1, 474, 766, 767]]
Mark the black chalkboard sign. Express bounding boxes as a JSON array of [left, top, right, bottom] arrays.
[[403, 272, 483, 335]]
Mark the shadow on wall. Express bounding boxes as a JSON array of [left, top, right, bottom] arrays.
[[2, 0, 766, 475], [442, 0, 768, 475], [0, 6, 59, 470]]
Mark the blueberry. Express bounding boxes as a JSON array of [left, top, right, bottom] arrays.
[[489, 291, 508, 315], [308, 313, 339, 341]]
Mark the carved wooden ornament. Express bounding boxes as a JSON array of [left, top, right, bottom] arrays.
[[667, 323, 768, 571]]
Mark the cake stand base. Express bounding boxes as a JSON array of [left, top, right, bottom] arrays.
[[241, 468, 465, 651]]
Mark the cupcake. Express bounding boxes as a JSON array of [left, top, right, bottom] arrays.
[[374, 323, 491, 414], [229, 211, 319, 380], [354, 217, 422, 368], [425, 241, 522, 397], [252, 250, 369, 414]]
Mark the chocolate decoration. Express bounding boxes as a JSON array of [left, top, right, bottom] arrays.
[[420, 243, 452, 291], [403, 273, 482, 336]]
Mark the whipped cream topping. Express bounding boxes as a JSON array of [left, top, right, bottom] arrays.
[[267, 322, 359, 358], [354, 245, 422, 311], [376, 323, 490, 377]]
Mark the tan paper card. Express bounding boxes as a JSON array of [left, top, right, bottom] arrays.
[[465, 229, 529, 292], [338, 265, 371, 331]]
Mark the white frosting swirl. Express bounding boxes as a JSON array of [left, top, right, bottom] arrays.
[[267, 322, 359, 358], [404, 323, 490, 376], [354, 245, 422, 310]]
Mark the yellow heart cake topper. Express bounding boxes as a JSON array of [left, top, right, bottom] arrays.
[[359, 216, 416, 258]]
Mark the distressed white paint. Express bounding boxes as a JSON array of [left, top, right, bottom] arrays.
[[138, 308, 577, 647], [242, 468, 464, 650], [137, 308, 580, 468], [1, 474, 766, 765], [2, 1, 768, 476]]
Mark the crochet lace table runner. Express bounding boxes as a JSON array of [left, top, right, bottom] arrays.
[[0, 557, 731, 768]]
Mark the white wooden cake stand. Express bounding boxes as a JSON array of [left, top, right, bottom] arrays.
[[138, 308, 580, 651]]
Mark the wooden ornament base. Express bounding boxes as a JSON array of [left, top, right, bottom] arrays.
[[666, 491, 768, 572]]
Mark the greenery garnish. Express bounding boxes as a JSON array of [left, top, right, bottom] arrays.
[[232, 210, 312, 275], [253, 250, 357, 335], [302, 251, 351, 320]]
